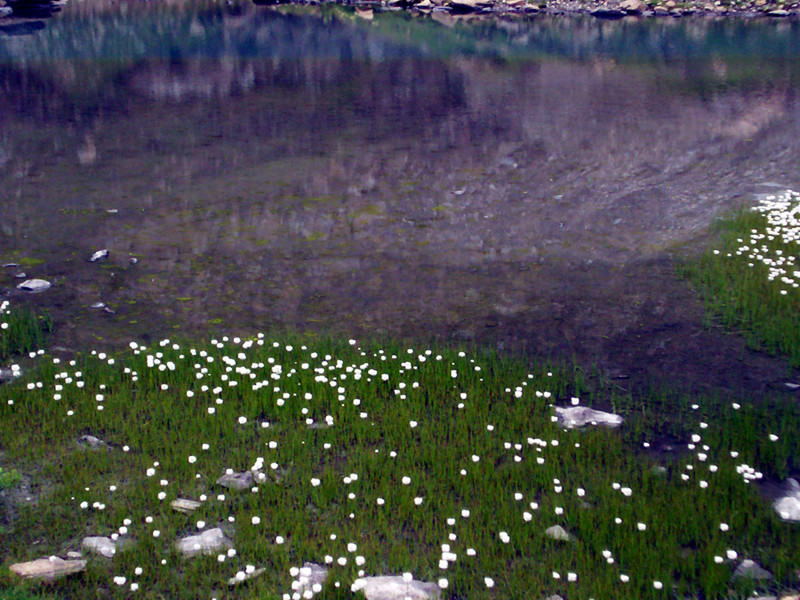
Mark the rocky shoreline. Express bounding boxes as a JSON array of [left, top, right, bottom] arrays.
[[338, 0, 800, 19], [1, 0, 799, 23]]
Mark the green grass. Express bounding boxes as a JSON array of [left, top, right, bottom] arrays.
[[0, 334, 798, 599], [0, 301, 53, 362], [0, 467, 21, 491], [679, 189, 800, 367]]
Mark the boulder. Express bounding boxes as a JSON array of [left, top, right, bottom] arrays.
[[618, 0, 643, 11], [351, 575, 441, 599], [9, 556, 86, 582], [176, 527, 233, 557], [554, 406, 623, 429], [449, 0, 490, 12], [16, 279, 51, 293], [590, 6, 626, 18]]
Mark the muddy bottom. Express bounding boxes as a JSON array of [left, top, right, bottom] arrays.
[[2, 7, 800, 399]]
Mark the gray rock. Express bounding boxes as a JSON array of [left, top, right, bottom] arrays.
[[78, 435, 109, 450], [733, 559, 773, 580], [554, 406, 623, 429], [82, 536, 117, 558], [351, 575, 441, 600], [216, 470, 253, 490], [16, 279, 51, 293], [544, 525, 572, 541], [175, 527, 233, 558], [293, 562, 329, 596], [618, 0, 643, 11], [9, 556, 86, 581]]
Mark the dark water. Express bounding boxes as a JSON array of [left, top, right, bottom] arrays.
[[2, 3, 800, 392]]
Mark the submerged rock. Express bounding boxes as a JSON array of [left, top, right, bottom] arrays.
[[554, 406, 623, 428], [351, 575, 441, 599], [90, 249, 109, 262], [9, 556, 86, 582], [16, 279, 50, 293]]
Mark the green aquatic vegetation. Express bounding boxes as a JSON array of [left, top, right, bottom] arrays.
[[0, 335, 798, 599], [680, 189, 800, 367], [0, 301, 53, 362]]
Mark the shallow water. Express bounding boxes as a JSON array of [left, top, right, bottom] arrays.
[[1, 3, 800, 392]]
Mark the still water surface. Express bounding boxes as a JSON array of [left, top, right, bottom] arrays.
[[1, 4, 800, 391]]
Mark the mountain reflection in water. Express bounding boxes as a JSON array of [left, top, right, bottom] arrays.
[[1, 4, 799, 392]]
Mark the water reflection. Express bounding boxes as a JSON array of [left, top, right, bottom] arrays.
[[1, 5, 799, 392]]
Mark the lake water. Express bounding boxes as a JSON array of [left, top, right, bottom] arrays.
[[2, 3, 800, 392]]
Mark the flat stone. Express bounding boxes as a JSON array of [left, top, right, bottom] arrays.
[[768, 8, 790, 15], [9, 556, 86, 581], [81, 536, 117, 558], [172, 498, 202, 514], [351, 575, 441, 600], [544, 525, 572, 541], [554, 406, 623, 428], [734, 559, 773, 580], [176, 527, 233, 558], [16, 279, 51, 293], [216, 470, 253, 490]]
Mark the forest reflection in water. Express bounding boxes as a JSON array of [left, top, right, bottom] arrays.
[[1, 5, 800, 392]]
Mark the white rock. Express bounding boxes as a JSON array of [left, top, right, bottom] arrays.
[[171, 498, 202, 514], [9, 556, 86, 581], [175, 527, 232, 557], [554, 406, 622, 429], [773, 480, 800, 521], [17, 279, 51, 293], [544, 525, 572, 541], [82, 536, 117, 558], [90, 249, 109, 262], [351, 575, 441, 600]]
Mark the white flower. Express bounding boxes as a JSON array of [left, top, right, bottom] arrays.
[[499, 531, 510, 543], [653, 581, 663, 590], [484, 577, 494, 588], [637, 522, 646, 531], [113, 576, 126, 586], [251, 516, 261, 525], [310, 478, 321, 487]]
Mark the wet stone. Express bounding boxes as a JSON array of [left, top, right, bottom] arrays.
[[16, 279, 51, 293]]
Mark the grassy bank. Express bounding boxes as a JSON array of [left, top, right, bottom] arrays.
[[0, 332, 798, 600], [681, 189, 800, 368]]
